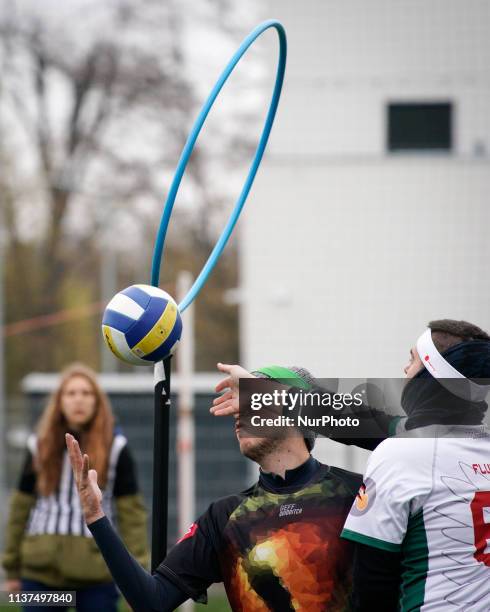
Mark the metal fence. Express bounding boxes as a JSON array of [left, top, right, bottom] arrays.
[[6, 373, 249, 548]]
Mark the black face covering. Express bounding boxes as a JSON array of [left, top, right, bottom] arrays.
[[401, 340, 490, 430]]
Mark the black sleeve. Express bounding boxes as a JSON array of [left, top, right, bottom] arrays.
[[18, 450, 37, 495], [113, 444, 139, 497], [291, 385, 400, 450], [350, 543, 401, 611], [156, 504, 223, 604], [88, 516, 188, 612]]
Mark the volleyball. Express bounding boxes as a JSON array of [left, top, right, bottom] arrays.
[[101, 284, 183, 365]]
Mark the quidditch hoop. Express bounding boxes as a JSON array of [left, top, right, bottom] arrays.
[[151, 20, 287, 312]]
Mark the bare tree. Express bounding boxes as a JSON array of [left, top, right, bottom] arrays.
[[2, 0, 195, 286], [0, 0, 263, 383]]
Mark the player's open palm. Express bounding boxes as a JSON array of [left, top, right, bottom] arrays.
[[65, 433, 104, 525], [211, 363, 255, 417]]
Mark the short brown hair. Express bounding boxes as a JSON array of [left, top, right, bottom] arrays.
[[429, 319, 490, 354]]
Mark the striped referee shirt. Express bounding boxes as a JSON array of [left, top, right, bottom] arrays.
[[19, 431, 138, 538]]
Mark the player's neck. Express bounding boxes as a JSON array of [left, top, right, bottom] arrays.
[[259, 443, 310, 478]]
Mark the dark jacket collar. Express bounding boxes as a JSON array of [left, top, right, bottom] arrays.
[[259, 455, 320, 492]]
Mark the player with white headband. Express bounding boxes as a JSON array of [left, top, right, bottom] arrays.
[[210, 318, 490, 609], [415, 327, 490, 402], [341, 318, 490, 611]]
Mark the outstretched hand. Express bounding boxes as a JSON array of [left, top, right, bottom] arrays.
[[210, 363, 256, 417], [65, 433, 105, 525]]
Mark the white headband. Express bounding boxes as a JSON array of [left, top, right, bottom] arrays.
[[416, 328, 490, 402]]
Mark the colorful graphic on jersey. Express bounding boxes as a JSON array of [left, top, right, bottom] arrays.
[[220, 478, 354, 611], [343, 431, 490, 611], [351, 477, 376, 516]]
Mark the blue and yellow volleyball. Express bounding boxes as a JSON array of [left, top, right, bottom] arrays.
[[102, 284, 183, 365]]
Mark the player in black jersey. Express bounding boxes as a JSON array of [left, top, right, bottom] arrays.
[[66, 365, 365, 612]]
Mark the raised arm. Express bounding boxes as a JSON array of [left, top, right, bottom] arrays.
[[65, 433, 187, 612], [211, 363, 404, 450]]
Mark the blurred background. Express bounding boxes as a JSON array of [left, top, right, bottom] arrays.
[[1, 0, 490, 610]]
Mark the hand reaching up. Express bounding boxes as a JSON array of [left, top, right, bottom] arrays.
[[65, 433, 105, 525], [210, 363, 256, 417]]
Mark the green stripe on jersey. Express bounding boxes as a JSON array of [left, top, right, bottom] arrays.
[[400, 509, 429, 611], [340, 528, 402, 552], [388, 415, 403, 437]]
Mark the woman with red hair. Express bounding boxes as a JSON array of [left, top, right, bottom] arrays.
[[2, 363, 149, 611]]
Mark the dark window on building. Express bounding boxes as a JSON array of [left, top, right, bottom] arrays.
[[387, 102, 452, 152]]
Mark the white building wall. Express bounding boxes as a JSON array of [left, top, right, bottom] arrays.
[[263, 0, 490, 158], [241, 1, 490, 472]]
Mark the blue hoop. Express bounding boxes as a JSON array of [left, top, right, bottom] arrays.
[[151, 20, 286, 312]]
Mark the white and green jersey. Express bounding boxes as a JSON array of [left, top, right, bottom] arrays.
[[341, 425, 490, 611]]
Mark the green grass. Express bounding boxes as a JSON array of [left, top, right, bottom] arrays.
[[195, 594, 230, 612]]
